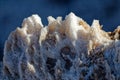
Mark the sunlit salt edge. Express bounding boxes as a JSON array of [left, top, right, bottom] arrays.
[[2, 12, 120, 80]]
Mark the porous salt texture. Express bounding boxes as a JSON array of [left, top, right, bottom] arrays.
[[3, 13, 120, 80]]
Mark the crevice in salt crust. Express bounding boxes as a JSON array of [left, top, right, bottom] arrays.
[[2, 12, 120, 80]]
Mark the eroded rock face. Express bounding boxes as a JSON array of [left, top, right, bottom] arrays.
[[3, 13, 120, 80]]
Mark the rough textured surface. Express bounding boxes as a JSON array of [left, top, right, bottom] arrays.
[[2, 13, 120, 80]]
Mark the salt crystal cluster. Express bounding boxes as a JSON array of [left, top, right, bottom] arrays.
[[3, 13, 120, 80]]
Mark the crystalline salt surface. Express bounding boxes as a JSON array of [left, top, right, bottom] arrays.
[[2, 13, 120, 80]]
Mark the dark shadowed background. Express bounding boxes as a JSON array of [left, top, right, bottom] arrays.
[[0, 0, 120, 61]]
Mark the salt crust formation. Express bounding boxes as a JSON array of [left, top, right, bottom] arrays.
[[3, 13, 120, 80]]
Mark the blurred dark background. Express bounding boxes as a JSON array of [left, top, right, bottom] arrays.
[[0, 0, 120, 61]]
